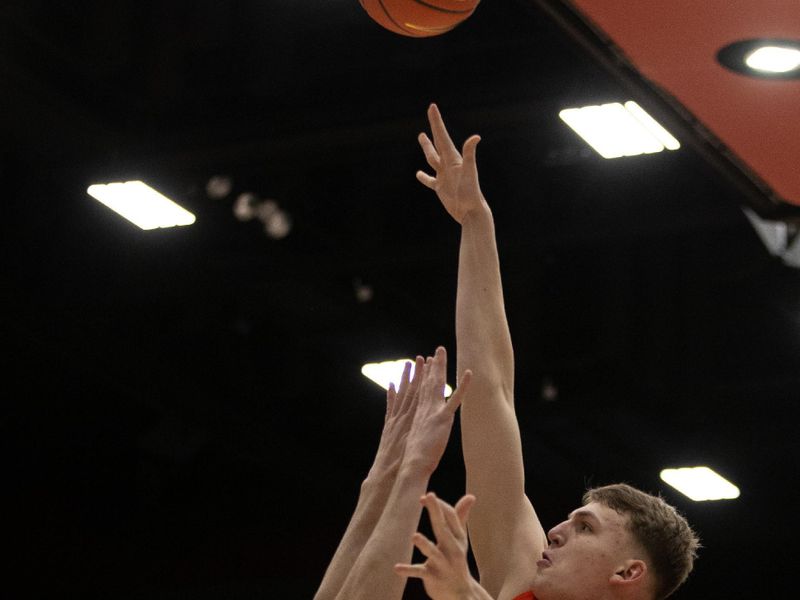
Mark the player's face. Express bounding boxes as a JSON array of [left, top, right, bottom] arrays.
[[532, 502, 638, 599]]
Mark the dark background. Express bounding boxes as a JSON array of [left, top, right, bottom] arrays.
[[4, 1, 799, 598]]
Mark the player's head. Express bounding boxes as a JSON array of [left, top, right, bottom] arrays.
[[533, 483, 698, 600], [582, 483, 699, 599]]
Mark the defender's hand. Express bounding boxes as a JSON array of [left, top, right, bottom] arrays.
[[394, 493, 486, 600], [369, 355, 425, 478], [401, 347, 471, 475]]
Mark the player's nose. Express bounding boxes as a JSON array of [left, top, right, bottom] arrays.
[[547, 522, 566, 546]]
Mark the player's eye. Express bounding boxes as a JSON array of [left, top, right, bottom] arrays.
[[580, 522, 592, 532]]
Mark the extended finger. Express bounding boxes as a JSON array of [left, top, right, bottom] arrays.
[[418, 132, 441, 169], [394, 360, 413, 415], [463, 135, 481, 182], [412, 531, 441, 559], [416, 170, 437, 190], [462, 135, 481, 166], [438, 497, 466, 542], [427, 103, 459, 161], [418, 355, 435, 405], [402, 355, 425, 412], [422, 492, 450, 545], [445, 369, 472, 415], [385, 382, 396, 423], [408, 355, 425, 391], [393, 563, 427, 579], [431, 346, 447, 396]]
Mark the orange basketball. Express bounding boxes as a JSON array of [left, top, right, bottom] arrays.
[[359, 0, 481, 38]]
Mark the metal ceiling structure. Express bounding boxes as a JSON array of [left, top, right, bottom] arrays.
[[4, 1, 799, 598]]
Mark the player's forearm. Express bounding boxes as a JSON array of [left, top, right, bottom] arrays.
[[456, 203, 519, 470], [335, 465, 429, 600], [314, 469, 397, 600], [456, 203, 514, 398], [456, 200, 529, 585]]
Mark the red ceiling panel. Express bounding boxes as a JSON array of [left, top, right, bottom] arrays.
[[564, 0, 800, 208]]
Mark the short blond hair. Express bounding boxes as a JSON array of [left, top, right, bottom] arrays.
[[583, 483, 700, 600]]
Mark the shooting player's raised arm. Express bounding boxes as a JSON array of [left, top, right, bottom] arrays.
[[417, 104, 547, 599]]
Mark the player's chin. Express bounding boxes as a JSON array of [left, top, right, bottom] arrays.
[[530, 566, 550, 589]]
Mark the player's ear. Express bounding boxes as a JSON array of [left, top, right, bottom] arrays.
[[609, 559, 647, 585]]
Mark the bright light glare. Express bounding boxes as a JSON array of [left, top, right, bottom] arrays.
[[660, 466, 740, 501], [745, 46, 800, 73], [87, 181, 196, 230], [361, 359, 453, 397], [559, 102, 680, 159], [624, 101, 680, 150]]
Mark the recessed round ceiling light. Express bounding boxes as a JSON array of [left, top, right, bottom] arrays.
[[717, 38, 800, 79], [745, 46, 800, 73]]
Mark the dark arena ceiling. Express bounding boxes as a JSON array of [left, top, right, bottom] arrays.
[[4, 1, 800, 598]]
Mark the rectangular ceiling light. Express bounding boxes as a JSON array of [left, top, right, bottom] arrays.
[[361, 358, 453, 397], [87, 180, 196, 230], [559, 101, 680, 159], [660, 466, 740, 501]]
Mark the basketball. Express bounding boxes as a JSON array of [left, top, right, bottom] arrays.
[[359, 0, 481, 38]]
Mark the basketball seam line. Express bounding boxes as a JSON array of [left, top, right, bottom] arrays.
[[376, 0, 422, 36], [408, 0, 476, 15], [372, 0, 468, 36]]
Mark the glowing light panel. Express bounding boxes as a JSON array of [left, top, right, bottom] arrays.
[[361, 358, 452, 397], [559, 101, 680, 159], [87, 181, 196, 230], [745, 46, 800, 73], [660, 466, 740, 501]]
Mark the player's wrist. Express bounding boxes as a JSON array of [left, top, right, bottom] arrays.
[[398, 456, 437, 479], [363, 462, 399, 489], [369, 450, 402, 473], [460, 200, 492, 227], [468, 577, 489, 599]]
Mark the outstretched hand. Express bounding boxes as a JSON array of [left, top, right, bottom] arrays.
[[369, 355, 425, 478], [313, 356, 428, 600], [395, 493, 487, 600], [401, 346, 472, 475], [417, 103, 485, 224]]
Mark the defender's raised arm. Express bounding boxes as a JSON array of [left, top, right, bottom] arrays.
[[314, 358, 424, 600], [320, 347, 472, 600]]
